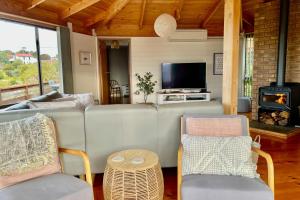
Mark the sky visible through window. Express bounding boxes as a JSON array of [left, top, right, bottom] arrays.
[[0, 20, 58, 57]]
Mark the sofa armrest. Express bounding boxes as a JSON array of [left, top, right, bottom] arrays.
[[59, 148, 93, 186], [252, 147, 275, 193]]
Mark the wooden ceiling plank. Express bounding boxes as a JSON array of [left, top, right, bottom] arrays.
[[139, 0, 147, 29], [199, 0, 223, 28], [102, 0, 131, 25], [86, 12, 106, 27], [175, 0, 184, 20], [61, 0, 102, 19], [27, 0, 47, 10], [86, 0, 130, 27]]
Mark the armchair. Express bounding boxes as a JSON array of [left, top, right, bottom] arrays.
[[177, 115, 274, 200], [0, 148, 94, 200]]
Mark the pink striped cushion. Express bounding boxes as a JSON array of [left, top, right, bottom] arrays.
[[186, 117, 243, 136]]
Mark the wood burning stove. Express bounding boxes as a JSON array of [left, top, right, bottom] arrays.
[[258, 83, 300, 126], [257, 0, 300, 126], [259, 87, 289, 109]]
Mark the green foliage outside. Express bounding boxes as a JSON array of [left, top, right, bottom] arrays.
[[0, 50, 13, 65], [135, 72, 157, 103], [0, 50, 59, 89]]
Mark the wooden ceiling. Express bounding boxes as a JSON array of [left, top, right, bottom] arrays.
[[0, 0, 255, 36]]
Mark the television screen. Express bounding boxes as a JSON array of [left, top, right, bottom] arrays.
[[161, 62, 206, 89]]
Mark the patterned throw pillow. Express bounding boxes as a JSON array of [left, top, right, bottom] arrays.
[[62, 93, 95, 107], [182, 135, 259, 178], [0, 113, 61, 189]]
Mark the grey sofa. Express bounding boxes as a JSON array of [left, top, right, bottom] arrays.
[[0, 101, 223, 175]]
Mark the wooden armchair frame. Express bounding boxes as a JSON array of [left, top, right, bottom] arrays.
[[59, 148, 93, 186], [177, 145, 274, 200]]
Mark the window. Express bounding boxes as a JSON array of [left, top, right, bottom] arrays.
[[0, 20, 61, 106], [243, 34, 254, 97]]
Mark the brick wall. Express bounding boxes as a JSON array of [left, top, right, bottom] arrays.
[[251, 0, 300, 120]]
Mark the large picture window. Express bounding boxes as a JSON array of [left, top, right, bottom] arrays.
[[0, 20, 61, 106], [243, 33, 254, 97]]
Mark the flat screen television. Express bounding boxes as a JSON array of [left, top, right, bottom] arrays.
[[161, 62, 206, 89]]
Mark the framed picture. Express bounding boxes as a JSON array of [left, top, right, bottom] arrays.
[[79, 51, 92, 65], [213, 53, 223, 75]]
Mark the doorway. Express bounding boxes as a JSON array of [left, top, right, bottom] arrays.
[[98, 39, 130, 104]]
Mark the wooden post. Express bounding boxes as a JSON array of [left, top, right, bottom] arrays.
[[25, 85, 29, 100], [222, 0, 241, 114]]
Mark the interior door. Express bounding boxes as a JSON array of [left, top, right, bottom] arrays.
[[98, 40, 109, 104]]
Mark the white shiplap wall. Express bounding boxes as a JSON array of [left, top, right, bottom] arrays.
[[130, 37, 223, 104], [71, 32, 99, 100]]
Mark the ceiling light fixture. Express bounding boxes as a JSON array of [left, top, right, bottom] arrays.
[[111, 40, 120, 49], [154, 13, 177, 38]]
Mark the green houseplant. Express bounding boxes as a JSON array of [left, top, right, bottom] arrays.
[[135, 72, 157, 103]]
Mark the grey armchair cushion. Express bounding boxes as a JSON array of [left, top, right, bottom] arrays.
[[0, 173, 93, 200], [181, 174, 273, 200]]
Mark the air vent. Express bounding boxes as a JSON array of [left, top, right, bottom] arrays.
[[168, 29, 208, 42]]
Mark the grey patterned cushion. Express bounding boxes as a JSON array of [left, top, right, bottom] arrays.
[[0, 113, 61, 189], [182, 135, 258, 178]]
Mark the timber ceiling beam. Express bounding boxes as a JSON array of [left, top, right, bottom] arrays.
[[27, 0, 47, 10], [174, 0, 184, 20], [86, 0, 130, 27], [61, 0, 102, 19], [199, 0, 223, 28], [139, 0, 147, 29]]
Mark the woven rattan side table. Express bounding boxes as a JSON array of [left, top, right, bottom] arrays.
[[103, 149, 164, 200]]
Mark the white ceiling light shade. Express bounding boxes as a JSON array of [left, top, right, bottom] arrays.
[[154, 13, 177, 38]]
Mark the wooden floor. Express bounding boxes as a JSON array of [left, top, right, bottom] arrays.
[[93, 132, 300, 200]]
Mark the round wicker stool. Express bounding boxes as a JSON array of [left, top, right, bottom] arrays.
[[103, 149, 164, 200]]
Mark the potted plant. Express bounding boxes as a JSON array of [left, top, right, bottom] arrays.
[[135, 72, 157, 103]]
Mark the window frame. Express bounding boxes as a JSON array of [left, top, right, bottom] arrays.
[[0, 19, 59, 101], [243, 33, 254, 97]]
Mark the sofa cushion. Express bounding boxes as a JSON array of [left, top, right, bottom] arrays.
[[181, 174, 273, 200], [30, 95, 51, 102], [46, 91, 63, 99], [0, 173, 93, 200], [182, 135, 258, 178], [2, 101, 30, 111], [85, 104, 158, 173], [0, 114, 61, 189], [30, 91, 62, 102]]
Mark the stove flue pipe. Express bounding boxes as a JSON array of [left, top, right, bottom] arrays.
[[276, 0, 290, 86]]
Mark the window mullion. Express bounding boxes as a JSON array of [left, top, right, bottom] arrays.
[[35, 27, 43, 95]]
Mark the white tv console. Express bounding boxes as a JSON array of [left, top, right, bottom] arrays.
[[157, 91, 211, 105]]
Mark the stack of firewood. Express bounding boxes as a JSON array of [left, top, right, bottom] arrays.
[[259, 110, 289, 126]]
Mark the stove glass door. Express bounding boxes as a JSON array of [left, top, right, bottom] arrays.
[[261, 91, 289, 108]]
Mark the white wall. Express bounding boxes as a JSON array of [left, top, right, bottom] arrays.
[[71, 32, 99, 100], [130, 37, 223, 104]]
